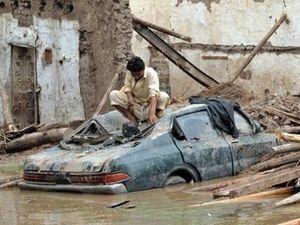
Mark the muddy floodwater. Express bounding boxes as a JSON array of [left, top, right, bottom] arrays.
[[0, 180, 299, 225]]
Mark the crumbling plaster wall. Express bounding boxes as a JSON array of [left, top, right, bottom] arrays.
[[0, 0, 132, 124], [130, 0, 300, 98]]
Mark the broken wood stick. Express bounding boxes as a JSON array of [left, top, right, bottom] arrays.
[[231, 14, 287, 83], [93, 73, 119, 117], [1, 128, 72, 153], [106, 200, 130, 208], [251, 151, 300, 172], [132, 15, 192, 42], [275, 192, 300, 207], [280, 132, 300, 143]]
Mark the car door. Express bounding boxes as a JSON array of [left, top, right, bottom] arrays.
[[224, 110, 277, 174], [172, 110, 233, 180]]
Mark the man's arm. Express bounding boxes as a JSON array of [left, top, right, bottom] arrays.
[[126, 91, 135, 111], [147, 68, 160, 124], [122, 73, 135, 110], [148, 96, 158, 124]]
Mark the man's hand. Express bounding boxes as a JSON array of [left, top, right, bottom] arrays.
[[148, 113, 159, 124]]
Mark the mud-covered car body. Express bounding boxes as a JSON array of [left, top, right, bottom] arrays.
[[19, 104, 278, 194]]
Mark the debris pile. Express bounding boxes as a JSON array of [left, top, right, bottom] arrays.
[[200, 82, 253, 103], [193, 141, 300, 208], [244, 94, 300, 131]]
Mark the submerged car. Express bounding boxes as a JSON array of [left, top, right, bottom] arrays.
[[19, 101, 278, 194]]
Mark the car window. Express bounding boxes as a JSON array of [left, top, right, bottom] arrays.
[[234, 111, 252, 134], [175, 110, 218, 140]]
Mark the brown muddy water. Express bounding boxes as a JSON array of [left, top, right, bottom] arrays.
[[0, 181, 299, 225]]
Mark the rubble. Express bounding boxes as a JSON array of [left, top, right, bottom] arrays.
[[244, 94, 300, 131]]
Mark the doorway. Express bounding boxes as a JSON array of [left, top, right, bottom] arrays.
[[11, 46, 38, 129]]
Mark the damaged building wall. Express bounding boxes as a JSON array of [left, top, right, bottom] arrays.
[[0, 0, 132, 126], [130, 0, 300, 98]]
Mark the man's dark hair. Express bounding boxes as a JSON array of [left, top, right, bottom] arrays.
[[126, 56, 145, 72]]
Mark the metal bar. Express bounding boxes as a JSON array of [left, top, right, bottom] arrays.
[[133, 23, 219, 88]]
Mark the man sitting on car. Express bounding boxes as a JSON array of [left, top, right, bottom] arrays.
[[109, 56, 170, 124]]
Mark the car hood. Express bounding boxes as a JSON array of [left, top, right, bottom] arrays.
[[24, 143, 136, 173]]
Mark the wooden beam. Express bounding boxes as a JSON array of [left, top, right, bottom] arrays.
[[275, 192, 300, 207], [132, 15, 192, 42], [213, 167, 300, 198], [251, 151, 300, 172], [133, 23, 219, 88], [277, 218, 300, 225], [231, 14, 287, 83], [273, 143, 300, 154]]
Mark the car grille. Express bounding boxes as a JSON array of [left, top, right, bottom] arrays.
[[23, 171, 130, 185]]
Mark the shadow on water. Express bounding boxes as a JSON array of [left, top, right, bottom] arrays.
[[0, 182, 299, 225]]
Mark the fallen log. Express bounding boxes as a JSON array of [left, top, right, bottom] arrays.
[[213, 167, 300, 198], [251, 151, 300, 172], [275, 192, 300, 207], [0, 128, 72, 153]]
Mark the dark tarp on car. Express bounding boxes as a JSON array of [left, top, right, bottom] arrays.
[[189, 97, 240, 138]]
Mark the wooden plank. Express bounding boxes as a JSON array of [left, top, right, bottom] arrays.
[[275, 192, 300, 207], [251, 151, 300, 172], [213, 167, 300, 198], [277, 218, 300, 225], [281, 126, 300, 134], [280, 132, 300, 143], [133, 23, 219, 88], [273, 143, 300, 154], [132, 15, 191, 42]]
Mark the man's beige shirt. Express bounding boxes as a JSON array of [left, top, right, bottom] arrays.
[[121, 67, 159, 105]]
